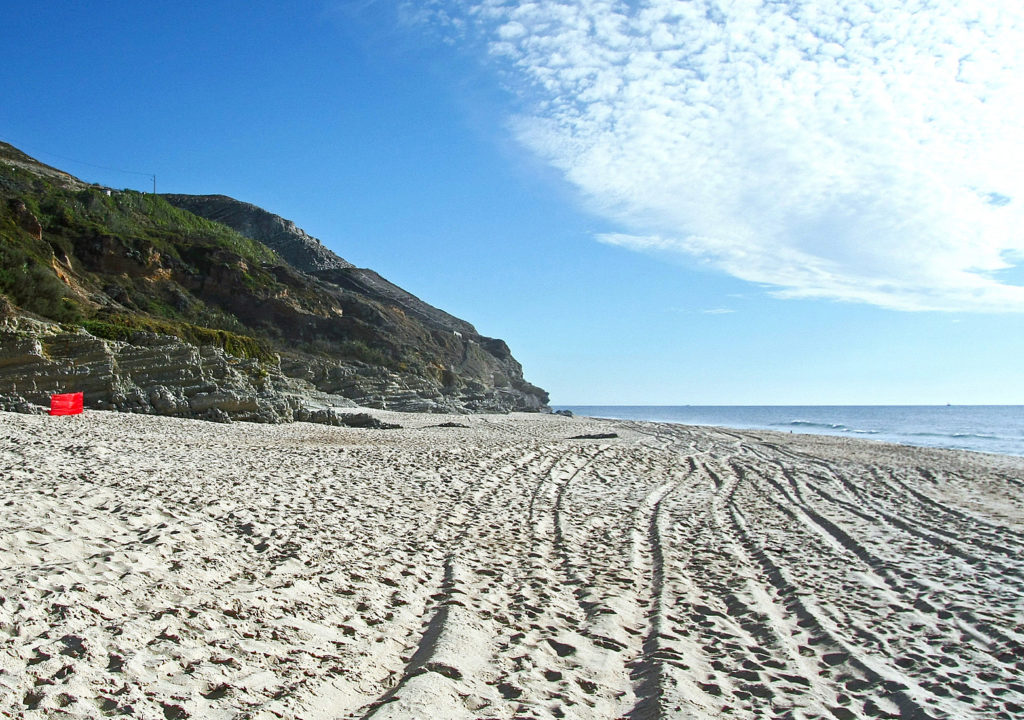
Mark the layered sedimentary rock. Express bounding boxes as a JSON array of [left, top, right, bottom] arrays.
[[0, 314, 353, 422], [0, 142, 549, 420]]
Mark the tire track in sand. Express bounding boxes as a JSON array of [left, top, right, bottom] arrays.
[[730, 452, 1013, 718]]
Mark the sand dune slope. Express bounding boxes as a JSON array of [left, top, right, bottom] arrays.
[[1, 410, 1022, 719]]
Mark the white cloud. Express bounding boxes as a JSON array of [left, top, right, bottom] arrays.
[[448, 0, 1024, 311]]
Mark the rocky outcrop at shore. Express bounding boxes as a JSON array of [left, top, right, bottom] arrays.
[[0, 142, 550, 421], [0, 314, 348, 422], [0, 310, 546, 421]]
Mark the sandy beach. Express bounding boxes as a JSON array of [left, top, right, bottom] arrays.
[[1, 409, 1022, 719]]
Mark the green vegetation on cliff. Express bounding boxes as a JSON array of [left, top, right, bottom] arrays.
[[0, 241, 79, 321], [0, 141, 549, 412], [1, 156, 291, 360], [80, 315, 275, 363]]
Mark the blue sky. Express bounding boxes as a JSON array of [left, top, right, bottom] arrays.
[[2, 1, 1022, 404]]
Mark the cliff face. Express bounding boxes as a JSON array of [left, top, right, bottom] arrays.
[[162, 194, 476, 335], [162, 194, 354, 274], [0, 143, 549, 420], [0, 311, 328, 423]]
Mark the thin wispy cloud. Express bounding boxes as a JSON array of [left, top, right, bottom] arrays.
[[432, 0, 1024, 311]]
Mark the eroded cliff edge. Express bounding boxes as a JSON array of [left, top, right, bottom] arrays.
[[0, 142, 549, 420]]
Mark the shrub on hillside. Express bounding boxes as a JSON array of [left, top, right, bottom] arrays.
[[0, 242, 79, 321]]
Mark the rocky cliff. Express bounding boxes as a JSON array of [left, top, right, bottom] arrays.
[[0, 142, 548, 420], [162, 194, 476, 335], [162, 194, 354, 273]]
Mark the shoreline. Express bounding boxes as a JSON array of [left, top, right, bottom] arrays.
[[556, 405, 1024, 458], [2, 409, 1022, 718]]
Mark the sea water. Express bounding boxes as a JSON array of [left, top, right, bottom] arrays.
[[553, 405, 1024, 457]]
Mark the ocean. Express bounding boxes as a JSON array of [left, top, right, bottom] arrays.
[[553, 405, 1024, 457]]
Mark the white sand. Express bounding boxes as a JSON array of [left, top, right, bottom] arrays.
[[1, 409, 1022, 719]]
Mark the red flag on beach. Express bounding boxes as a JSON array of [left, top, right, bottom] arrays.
[[50, 392, 83, 416]]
